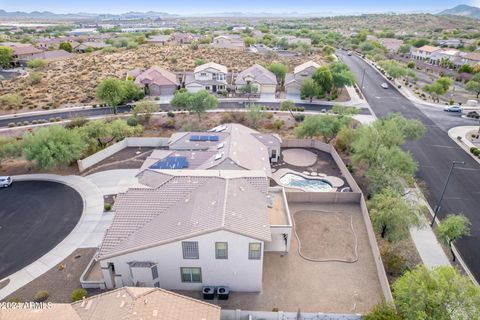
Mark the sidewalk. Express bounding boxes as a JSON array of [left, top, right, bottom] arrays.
[[405, 188, 451, 268], [0, 174, 105, 300]]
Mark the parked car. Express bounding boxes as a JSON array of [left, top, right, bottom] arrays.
[[381, 83, 389, 89], [347, 51, 353, 56], [444, 105, 462, 113], [0, 176, 12, 188]]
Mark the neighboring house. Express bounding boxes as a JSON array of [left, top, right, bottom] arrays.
[[5, 44, 43, 66], [428, 49, 463, 68], [285, 60, 321, 96], [235, 64, 277, 96], [378, 38, 404, 52], [0, 287, 221, 320], [68, 28, 98, 36], [211, 35, 245, 50], [437, 38, 462, 48], [185, 62, 228, 93], [74, 41, 111, 53], [25, 49, 73, 62], [133, 67, 179, 96], [172, 32, 195, 44], [461, 52, 480, 66], [146, 34, 172, 45], [410, 45, 441, 60]]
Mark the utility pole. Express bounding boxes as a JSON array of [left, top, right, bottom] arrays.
[[431, 161, 465, 227]]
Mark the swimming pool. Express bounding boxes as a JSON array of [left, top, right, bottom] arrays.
[[279, 173, 334, 192]]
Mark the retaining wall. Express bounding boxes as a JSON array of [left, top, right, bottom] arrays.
[[221, 309, 361, 320]]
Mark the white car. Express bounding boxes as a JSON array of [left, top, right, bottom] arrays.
[[0, 176, 12, 188], [381, 83, 389, 89], [443, 105, 462, 113]]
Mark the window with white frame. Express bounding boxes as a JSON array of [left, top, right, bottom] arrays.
[[182, 241, 199, 259], [180, 267, 202, 283], [151, 265, 158, 279], [249, 242, 262, 260], [215, 242, 228, 259]]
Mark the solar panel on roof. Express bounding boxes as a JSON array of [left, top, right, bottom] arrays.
[[189, 135, 219, 142], [149, 156, 189, 169]]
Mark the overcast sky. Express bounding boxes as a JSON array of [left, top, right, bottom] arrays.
[[1, 0, 477, 14]]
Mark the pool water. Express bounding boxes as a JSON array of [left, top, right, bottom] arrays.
[[279, 173, 333, 192]]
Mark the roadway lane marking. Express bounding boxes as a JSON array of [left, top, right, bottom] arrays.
[[429, 144, 462, 149]]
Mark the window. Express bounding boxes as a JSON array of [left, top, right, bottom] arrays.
[[180, 267, 202, 283], [249, 243, 262, 260], [151, 265, 158, 279], [182, 241, 199, 259], [215, 242, 228, 259], [154, 281, 160, 288]]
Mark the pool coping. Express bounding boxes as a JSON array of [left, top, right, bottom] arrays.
[[273, 168, 344, 192]]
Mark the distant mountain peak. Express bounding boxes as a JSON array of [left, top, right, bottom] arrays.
[[438, 4, 480, 19]]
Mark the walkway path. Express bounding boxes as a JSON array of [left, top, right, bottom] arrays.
[[85, 169, 140, 196], [0, 174, 104, 300]]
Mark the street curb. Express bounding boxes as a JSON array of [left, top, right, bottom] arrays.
[[447, 126, 480, 166]]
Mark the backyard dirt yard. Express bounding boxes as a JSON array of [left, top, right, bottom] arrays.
[[3, 248, 97, 303], [0, 44, 325, 113], [181, 202, 384, 314]]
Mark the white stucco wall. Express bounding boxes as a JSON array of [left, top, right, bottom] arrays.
[[100, 230, 264, 292], [261, 84, 276, 94]]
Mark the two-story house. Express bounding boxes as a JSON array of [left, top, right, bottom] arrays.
[[410, 45, 441, 61], [185, 62, 228, 93], [285, 61, 321, 98]]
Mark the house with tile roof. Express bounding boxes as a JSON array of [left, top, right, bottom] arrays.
[[132, 67, 179, 97], [91, 170, 291, 292], [234, 64, 277, 96], [81, 124, 289, 292], [285, 61, 321, 97], [185, 62, 229, 93], [211, 35, 245, 51], [0, 287, 220, 320], [410, 45, 441, 61]]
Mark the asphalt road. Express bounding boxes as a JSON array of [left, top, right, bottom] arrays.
[[338, 51, 480, 282], [0, 101, 370, 128], [0, 181, 83, 280]]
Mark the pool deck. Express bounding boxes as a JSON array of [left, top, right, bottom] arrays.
[[272, 168, 344, 192]]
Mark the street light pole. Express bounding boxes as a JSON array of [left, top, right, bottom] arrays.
[[430, 161, 465, 227]]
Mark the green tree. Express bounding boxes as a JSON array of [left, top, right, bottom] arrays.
[[379, 60, 408, 80], [79, 119, 142, 151], [0, 46, 13, 68], [239, 82, 258, 100], [368, 188, 420, 241], [132, 100, 158, 123], [243, 36, 255, 47], [0, 136, 21, 167], [246, 104, 265, 128], [312, 66, 333, 95], [465, 76, 480, 98], [170, 90, 191, 109], [322, 44, 335, 55], [300, 78, 319, 102], [187, 90, 218, 121], [295, 114, 351, 143], [436, 76, 452, 92], [393, 265, 480, 320], [22, 126, 85, 168], [362, 302, 401, 320], [436, 214, 470, 261], [424, 81, 447, 103], [268, 63, 288, 85], [59, 41, 73, 53], [280, 100, 296, 118], [458, 64, 473, 74], [122, 80, 144, 102], [398, 44, 411, 55], [329, 62, 356, 93], [96, 78, 126, 113]]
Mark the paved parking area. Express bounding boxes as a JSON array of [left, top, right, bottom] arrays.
[[0, 181, 83, 280]]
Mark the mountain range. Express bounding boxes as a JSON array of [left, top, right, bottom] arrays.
[[438, 4, 480, 19], [0, 10, 178, 20]]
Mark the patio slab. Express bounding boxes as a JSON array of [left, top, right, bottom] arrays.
[[282, 148, 317, 167]]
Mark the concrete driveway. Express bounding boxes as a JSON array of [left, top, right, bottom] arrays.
[[0, 181, 83, 280], [85, 169, 140, 195]]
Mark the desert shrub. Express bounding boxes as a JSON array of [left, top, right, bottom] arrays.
[[16, 122, 22, 126], [7, 297, 21, 303], [0, 93, 23, 110], [294, 114, 305, 122], [126, 117, 139, 127], [273, 119, 284, 130], [265, 112, 273, 119], [65, 117, 89, 129], [104, 203, 112, 211], [28, 72, 42, 85], [381, 246, 408, 276], [27, 59, 47, 69], [7, 122, 15, 127], [23, 121, 29, 126], [70, 288, 88, 302], [167, 111, 175, 118], [33, 290, 49, 302], [163, 118, 175, 129]]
